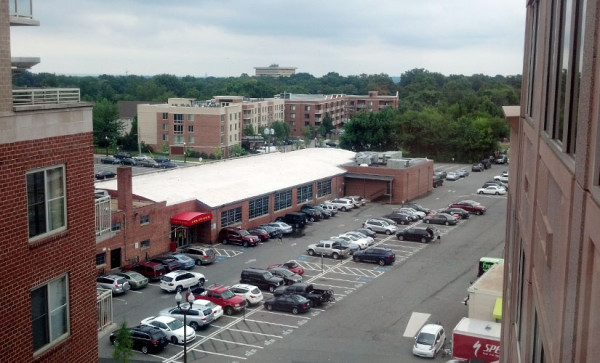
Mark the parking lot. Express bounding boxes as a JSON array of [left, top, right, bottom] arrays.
[[98, 162, 508, 362]]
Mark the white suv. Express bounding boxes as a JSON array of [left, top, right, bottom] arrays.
[[363, 219, 398, 235], [160, 271, 206, 293], [325, 198, 355, 211]]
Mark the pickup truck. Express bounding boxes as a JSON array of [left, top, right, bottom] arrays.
[[189, 285, 247, 316], [306, 241, 350, 260], [273, 283, 335, 306]]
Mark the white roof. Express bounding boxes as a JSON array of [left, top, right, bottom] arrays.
[[97, 148, 356, 208]]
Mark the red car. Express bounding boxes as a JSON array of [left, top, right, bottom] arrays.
[[449, 200, 486, 215], [190, 285, 247, 316], [218, 227, 260, 247], [267, 260, 305, 275], [247, 228, 269, 242]]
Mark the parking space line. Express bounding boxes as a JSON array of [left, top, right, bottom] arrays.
[[194, 336, 265, 349], [189, 348, 248, 360], [226, 327, 284, 338], [313, 283, 358, 290], [241, 319, 299, 328], [262, 310, 311, 320]]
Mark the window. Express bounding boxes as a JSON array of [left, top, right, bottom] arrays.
[[96, 253, 106, 266], [316, 179, 332, 197], [304, 105, 310, 111], [221, 207, 242, 227], [525, 0, 540, 116], [290, 105, 296, 111], [163, 123, 168, 131], [162, 113, 168, 120], [188, 125, 194, 132], [31, 274, 69, 354], [174, 124, 183, 134], [188, 136, 195, 143], [174, 114, 183, 122], [141, 239, 150, 248], [27, 165, 66, 240], [297, 184, 313, 203], [305, 113, 310, 119], [249, 196, 269, 219], [140, 215, 150, 224], [162, 134, 169, 141], [188, 114, 194, 121], [111, 222, 121, 232], [291, 113, 296, 119], [274, 190, 292, 211]]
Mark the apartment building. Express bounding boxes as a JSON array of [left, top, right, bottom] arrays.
[[254, 64, 297, 77], [1, 1, 98, 361], [501, 1, 600, 362], [137, 96, 285, 158]]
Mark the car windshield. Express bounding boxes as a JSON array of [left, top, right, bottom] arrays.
[[221, 289, 235, 299], [166, 319, 184, 331], [279, 269, 294, 277], [129, 272, 145, 281], [240, 230, 250, 236], [416, 332, 436, 345], [250, 287, 260, 294], [285, 261, 299, 268]]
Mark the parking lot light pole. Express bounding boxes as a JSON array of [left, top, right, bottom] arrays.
[[183, 142, 187, 163], [105, 136, 109, 156], [175, 288, 195, 363]]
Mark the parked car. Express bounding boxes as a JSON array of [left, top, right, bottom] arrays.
[[192, 299, 224, 320], [400, 202, 432, 214], [180, 246, 217, 265], [140, 315, 195, 345], [423, 213, 458, 226], [477, 185, 507, 195], [247, 228, 270, 241], [275, 212, 308, 229], [229, 283, 264, 305], [100, 155, 121, 164], [133, 154, 152, 162], [393, 208, 422, 220], [257, 224, 283, 238], [240, 267, 284, 292], [337, 233, 370, 249], [363, 219, 398, 234], [149, 256, 182, 272], [352, 247, 396, 266], [493, 174, 509, 182], [264, 294, 312, 314], [97, 274, 130, 295], [113, 271, 149, 290], [396, 227, 440, 243], [113, 151, 132, 160], [139, 159, 159, 168], [218, 227, 260, 247], [121, 157, 137, 166], [264, 221, 293, 235], [160, 271, 206, 293], [456, 169, 470, 178], [158, 303, 214, 330], [305, 204, 332, 218], [154, 156, 171, 164], [327, 238, 359, 254], [160, 161, 178, 169], [267, 260, 305, 275], [432, 175, 444, 188], [382, 212, 413, 225], [344, 231, 375, 245], [449, 200, 487, 215], [345, 196, 366, 208], [471, 163, 484, 172], [325, 198, 355, 211], [192, 285, 247, 316], [123, 261, 166, 281], [319, 203, 338, 215], [446, 172, 460, 181], [438, 207, 470, 220], [267, 267, 303, 285], [483, 180, 509, 191], [300, 205, 323, 221], [434, 169, 447, 179], [169, 253, 195, 269], [95, 170, 116, 180], [109, 325, 168, 354], [353, 228, 377, 238], [412, 323, 446, 358], [374, 216, 399, 226], [495, 155, 507, 164]]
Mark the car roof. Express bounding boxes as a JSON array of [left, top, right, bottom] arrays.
[[145, 315, 175, 323], [419, 324, 444, 334]]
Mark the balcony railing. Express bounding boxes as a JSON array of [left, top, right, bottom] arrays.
[[12, 88, 81, 106]]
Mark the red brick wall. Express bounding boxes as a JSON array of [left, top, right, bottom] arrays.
[[0, 133, 98, 362]]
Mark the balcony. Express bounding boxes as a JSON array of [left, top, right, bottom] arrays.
[[12, 88, 82, 111], [9, 0, 39, 26]]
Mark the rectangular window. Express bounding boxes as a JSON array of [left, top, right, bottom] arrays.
[[188, 125, 194, 132], [188, 114, 194, 121], [290, 105, 296, 111], [141, 239, 150, 248], [174, 114, 183, 122], [274, 190, 292, 211], [174, 135, 184, 144], [111, 222, 121, 232], [305, 113, 310, 119], [163, 123, 168, 131], [140, 215, 150, 224], [526, 1, 540, 117], [162, 134, 169, 141], [174, 124, 183, 134], [249, 196, 269, 219], [96, 253, 106, 266], [291, 113, 296, 119], [31, 274, 69, 354], [316, 179, 332, 197], [27, 165, 66, 241], [162, 113, 168, 120], [188, 136, 195, 143], [221, 207, 242, 227], [297, 184, 313, 204], [304, 105, 311, 111]]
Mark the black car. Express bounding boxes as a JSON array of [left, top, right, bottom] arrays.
[[240, 267, 284, 292], [275, 212, 307, 230], [305, 204, 331, 218], [109, 325, 169, 354], [480, 159, 492, 169], [396, 227, 439, 243], [423, 213, 458, 226], [352, 247, 396, 266], [432, 175, 444, 188], [472, 163, 484, 172], [400, 202, 431, 214], [159, 161, 178, 169], [95, 170, 117, 180], [257, 224, 283, 239], [114, 152, 132, 160], [438, 207, 470, 219], [264, 294, 311, 314], [353, 228, 377, 238], [154, 156, 171, 164], [121, 157, 137, 166], [267, 267, 303, 285], [100, 156, 121, 164], [300, 205, 323, 222], [382, 212, 413, 225], [148, 256, 181, 272]]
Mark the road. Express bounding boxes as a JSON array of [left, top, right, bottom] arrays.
[[98, 163, 508, 363]]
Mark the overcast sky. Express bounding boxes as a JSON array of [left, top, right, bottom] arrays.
[[10, 0, 526, 78]]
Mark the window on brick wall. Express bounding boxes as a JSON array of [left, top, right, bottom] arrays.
[[297, 184, 313, 204], [188, 125, 194, 132], [111, 222, 121, 231], [162, 113, 168, 119], [140, 215, 150, 224], [31, 274, 69, 355], [141, 239, 150, 248], [274, 190, 292, 211], [316, 179, 332, 197], [188, 114, 194, 121], [27, 165, 66, 241], [221, 207, 242, 227], [249, 196, 269, 219], [96, 252, 106, 265]]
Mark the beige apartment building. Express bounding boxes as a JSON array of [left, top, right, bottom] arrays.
[[501, 0, 600, 362], [254, 64, 297, 77]]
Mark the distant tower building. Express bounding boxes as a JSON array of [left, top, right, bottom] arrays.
[[254, 64, 297, 77]]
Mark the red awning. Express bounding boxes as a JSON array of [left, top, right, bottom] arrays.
[[170, 212, 212, 227]]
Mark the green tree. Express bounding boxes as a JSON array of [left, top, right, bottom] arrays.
[[243, 124, 255, 136], [112, 321, 133, 363], [302, 125, 316, 145], [318, 113, 334, 137], [229, 144, 246, 157], [271, 120, 291, 143], [93, 98, 122, 147]]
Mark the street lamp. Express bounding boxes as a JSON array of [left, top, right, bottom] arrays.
[[105, 136, 109, 156], [183, 142, 187, 163], [175, 288, 195, 363]]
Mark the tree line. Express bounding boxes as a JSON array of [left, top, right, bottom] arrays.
[[13, 69, 521, 161]]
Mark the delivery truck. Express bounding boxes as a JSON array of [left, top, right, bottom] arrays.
[[452, 317, 501, 362]]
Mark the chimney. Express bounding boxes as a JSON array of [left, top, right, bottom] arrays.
[[117, 166, 133, 212]]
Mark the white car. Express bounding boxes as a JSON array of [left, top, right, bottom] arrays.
[[344, 231, 375, 246], [363, 219, 398, 235], [141, 315, 196, 344], [158, 303, 214, 330], [325, 198, 355, 212], [494, 174, 509, 182], [477, 185, 507, 195], [338, 233, 370, 249], [229, 283, 264, 305], [396, 207, 426, 219], [192, 299, 224, 320], [266, 221, 293, 234], [413, 324, 446, 358], [319, 203, 338, 215], [160, 271, 206, 293]]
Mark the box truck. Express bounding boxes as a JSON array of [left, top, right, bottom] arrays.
[[452, 317, 501, 362]]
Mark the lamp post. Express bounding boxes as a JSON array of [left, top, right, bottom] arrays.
[[105, 136, 109, 156], [183, 142, 187, 163], [175, 288, 195, 363]]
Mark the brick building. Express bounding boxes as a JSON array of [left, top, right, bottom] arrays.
[[501, 0, 600, 362], [1, 1, 98, 361]]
